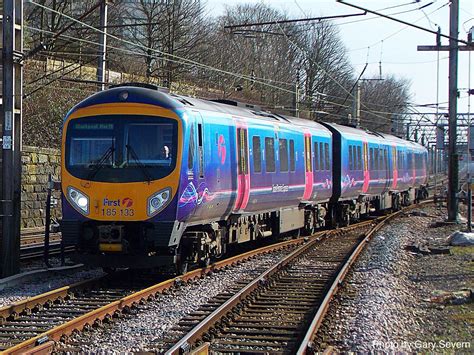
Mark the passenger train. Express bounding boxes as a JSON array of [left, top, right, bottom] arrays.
[[60, 84, 428, 271]]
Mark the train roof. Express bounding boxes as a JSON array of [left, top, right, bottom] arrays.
[[67, 85, 424, 150], [66, 85, 330, 134], [325, 122, 427, 152]]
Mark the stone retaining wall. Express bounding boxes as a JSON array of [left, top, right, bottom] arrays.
[[21, 146, 62, 229]]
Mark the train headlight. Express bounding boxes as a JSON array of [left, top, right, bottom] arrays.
[[147, 187, 172, 217], [67, 186, 89, 215]]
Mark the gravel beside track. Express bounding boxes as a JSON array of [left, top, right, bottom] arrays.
[[0, 266, 104, 308], [314, 205, 473, 353], [58, 250, 292, 352]]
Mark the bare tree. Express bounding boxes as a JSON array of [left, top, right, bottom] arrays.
[[294, 21, 353, 120], [202, 3, 298, 111], [359, 75, 412, 134], [122, 0, 208, 86]]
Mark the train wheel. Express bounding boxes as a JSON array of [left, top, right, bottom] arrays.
[[178, 261, 189, 275], [199, 257, 211, 268]]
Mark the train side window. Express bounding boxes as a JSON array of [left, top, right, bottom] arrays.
[[265, 137, 275, 172], [376, 148, 379, 170], [198, 123, 204, 178], [369, 148, 373, 170], [314, 142, 319, 171], [324, 143, 329, 171], [279, 139, 289, 172], [289, 139, 295, 172], [349, 145, 353, 170], [384, 149, 388, 170], [187, 124, 194, 170], [357, 145, 362, 170], [382, 149, 385, 169], [253, 136, 262, 173], [319, 142, 324, 171]]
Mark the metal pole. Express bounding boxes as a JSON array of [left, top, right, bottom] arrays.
[[355, 83, 361, 128], [434, 35, 440, 201], [447, 0, 459, 222], [1, 0, 23, 278], [97, 0, 109, 91], [468, 48, 472, 231], [44, 175, 52, 267]]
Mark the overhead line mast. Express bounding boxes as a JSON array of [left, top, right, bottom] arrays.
[[1, 0, 23, 277]]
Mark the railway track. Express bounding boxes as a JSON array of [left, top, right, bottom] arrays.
[[0, 237, 305, 353], [0, 202, 429, 354], [19, 229, 71, 261], [163, 204, 429, 354], [161, 223, 373, 354]]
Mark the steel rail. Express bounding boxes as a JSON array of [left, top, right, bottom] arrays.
[[165, 201, 433, 354], [165, 232, 330, 355], [165, 219, 379, 354], [2, 201, 432, 353], [0, 277, 104, 323], [1, 235, 310, 354], [296, 200, 433, 354]]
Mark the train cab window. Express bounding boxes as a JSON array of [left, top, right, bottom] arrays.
[[279, 139, 289, 172], [66, 116, 177, 183], [357, 146, 362, 170], [188, 124, 194, 170], [319, 142, 324, 170], [324, 143, 329, 171], [265, 137, 276, 172], [314, 142, 319, 171], [349, 146, 353, 170], [289, 139, 295, 172], [253, 136, 262, 173]]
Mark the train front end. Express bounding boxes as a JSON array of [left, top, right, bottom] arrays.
[[60, 87, 184, 269]]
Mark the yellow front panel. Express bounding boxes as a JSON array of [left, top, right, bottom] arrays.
[[62, 103, 182, 221], [99, 243, 123, 252]]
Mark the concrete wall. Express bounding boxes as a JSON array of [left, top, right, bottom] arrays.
[[21, 146, 61, 228]]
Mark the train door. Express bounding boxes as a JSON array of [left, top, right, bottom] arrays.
[[362, 141, 369, 193], [197, 115, 205, 181], [233, 123, 250, 211], [383, 146, 390, 192], [303, 132, 313, 200], [391, 146, 398, 189]]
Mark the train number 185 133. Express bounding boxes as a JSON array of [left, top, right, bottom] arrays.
[[101, 208, 135, 216]]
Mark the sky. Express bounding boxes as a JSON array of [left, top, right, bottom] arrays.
[[205, 0, 474, 116]]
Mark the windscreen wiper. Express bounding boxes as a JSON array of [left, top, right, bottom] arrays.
[[126, 144, 153, 182], [86, 145, 114, 181]]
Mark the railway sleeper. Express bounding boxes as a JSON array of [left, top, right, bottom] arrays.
[[213, 339, 292, 348], [221, 327, 298, 336], [219, 333, 296, 342]]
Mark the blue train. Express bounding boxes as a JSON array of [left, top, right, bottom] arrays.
[[60, 84, 428, 271]]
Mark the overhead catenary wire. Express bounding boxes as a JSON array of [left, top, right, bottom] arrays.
[[27, 0, 299, 96], [25, 25, 440, 124], [28, 0, 416, 124], [25, 25, 298, 97], [26, 2, 441, 127]]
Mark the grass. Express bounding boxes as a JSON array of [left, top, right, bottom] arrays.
[[450, 246, 474, 256]]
